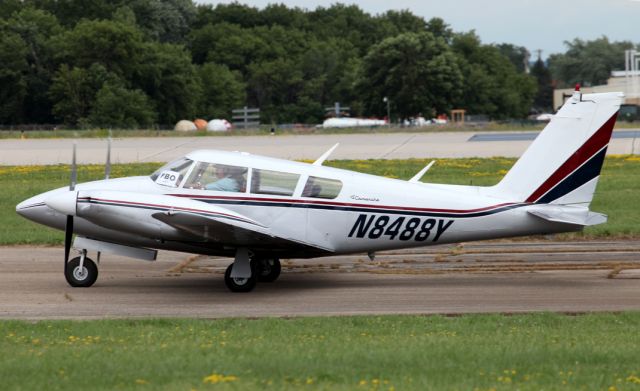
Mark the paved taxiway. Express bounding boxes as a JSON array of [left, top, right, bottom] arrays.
[[1, 130, 638, 165], [1, 240, 638, 319]]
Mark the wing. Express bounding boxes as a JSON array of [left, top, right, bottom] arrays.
[[152, 210, 334, 254]]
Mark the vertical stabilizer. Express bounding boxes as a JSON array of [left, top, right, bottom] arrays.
[[492, 91, 623, 207]]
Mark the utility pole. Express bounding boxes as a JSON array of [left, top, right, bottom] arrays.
[[383, 96, 391, 127]]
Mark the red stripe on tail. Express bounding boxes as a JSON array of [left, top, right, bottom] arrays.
[[525, 112, 618, 203]]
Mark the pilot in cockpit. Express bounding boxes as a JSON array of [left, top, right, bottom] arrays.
[[205, 165, 242, 191]]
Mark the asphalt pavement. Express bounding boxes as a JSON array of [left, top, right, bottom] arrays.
[[1, 130, 638, 165], [1, 240, 638, 319]]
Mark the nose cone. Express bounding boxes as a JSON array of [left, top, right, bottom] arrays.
[[44, 191, 78, 216], [16, 195, 47, 217]]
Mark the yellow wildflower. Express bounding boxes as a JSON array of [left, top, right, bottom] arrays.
[[202, 373, 237, 384]]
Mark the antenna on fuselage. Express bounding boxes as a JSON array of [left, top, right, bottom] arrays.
[[409, 160, 436, 183], [313, 143, 339, 166]]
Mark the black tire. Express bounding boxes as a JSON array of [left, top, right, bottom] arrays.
[[256, 258, 281, 282], [224, 263, 257, 292], [65, 256, 98, 287]]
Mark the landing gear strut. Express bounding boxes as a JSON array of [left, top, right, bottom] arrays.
[[65, 250, 98, 287], [224, 263, 257, 293], [224, 250, 282, 292]]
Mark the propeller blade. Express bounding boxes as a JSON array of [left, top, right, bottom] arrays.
[[64, 215, 73, 264], [105, 137, 111, 180], [70, 142, 77, 191]]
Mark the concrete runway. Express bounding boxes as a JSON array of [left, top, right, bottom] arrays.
[[1, 240, 638, 319], [1, 130, 638, 165]]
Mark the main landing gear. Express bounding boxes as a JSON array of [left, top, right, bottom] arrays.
[[64, 250, 99, 287], [224, 250, 281, 292]]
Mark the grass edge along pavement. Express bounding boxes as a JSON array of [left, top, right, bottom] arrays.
[[2, 155, 639, 245], [0, 121, 637, 139], [1, 313, 640, 390]]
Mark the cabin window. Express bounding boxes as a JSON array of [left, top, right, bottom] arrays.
[[150, 158, 193, 187], [250, 169, 300, 196], [302, 176, 343, 199], [184, 162, 247, 192]]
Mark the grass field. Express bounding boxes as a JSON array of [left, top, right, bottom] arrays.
[[1, 313, 639, 390], [2, 155, 639, 244]]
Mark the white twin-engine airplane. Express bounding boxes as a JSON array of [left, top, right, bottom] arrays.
[[17, 90, 622, 292]]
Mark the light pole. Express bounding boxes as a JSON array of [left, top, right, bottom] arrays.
[[383, 96, 391, 127]]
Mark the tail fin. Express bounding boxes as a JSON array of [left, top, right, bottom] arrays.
[[492, 91, 623, 207]]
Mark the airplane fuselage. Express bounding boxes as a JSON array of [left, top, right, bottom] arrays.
[[17, 151, 574, 259]]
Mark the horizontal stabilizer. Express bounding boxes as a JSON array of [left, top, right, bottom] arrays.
[[527, 205, 607, 226]]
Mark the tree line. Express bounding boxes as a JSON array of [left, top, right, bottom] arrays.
[[0, 0, 637, 128]]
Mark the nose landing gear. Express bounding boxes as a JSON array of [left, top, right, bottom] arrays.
[[65, 250, 99, 287]]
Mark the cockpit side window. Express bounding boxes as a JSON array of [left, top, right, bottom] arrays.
[[250, 169, 300, 196], [302, 176, 343, 199], [184, 162, 247, 192], [150, 158, 193, 187]]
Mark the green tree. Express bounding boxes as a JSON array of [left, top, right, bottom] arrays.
[[194, 2, 262, 29], [308, 4, 381, 55], [260, 4, 308, 29], [495, 43, 530, 73], [0, 0, 22, 19], [359, 32, 463, 120], [129, 0, 197, 44], [247, 58, 304, 123], [452, 32, 536, 119], [197, 63, 245, 119], [189, 22, 264, 70], [0, 32, 29, 124], [28, 0, 124, 27], [48, 64, 118, 126], [425, 17, 454, 43], [377, 10, 426, 37], [51, 19, 145, 80], [530, 58, 553, 111], [548, 37, 636, 87], [3, 7, 62, 123], [89, 82, 156, 128], [135, 43, 202, 124]]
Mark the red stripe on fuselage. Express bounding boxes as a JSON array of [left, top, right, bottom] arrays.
[[525, 112, 618, 203], [167, 193, 517, 215]]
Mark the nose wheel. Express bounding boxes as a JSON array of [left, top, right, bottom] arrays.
[[65, 253, 99, 287]]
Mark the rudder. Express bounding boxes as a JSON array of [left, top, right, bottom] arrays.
[[491, 90, 623, 207]]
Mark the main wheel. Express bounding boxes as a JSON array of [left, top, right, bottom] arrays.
[[256, 258, 281, 282], [224, 263, 257, 292], [65, 256, 98, 287]]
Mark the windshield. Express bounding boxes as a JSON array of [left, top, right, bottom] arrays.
[[150, 158, 193, 187]]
